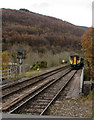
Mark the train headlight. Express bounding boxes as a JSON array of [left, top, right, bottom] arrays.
[[77, 60, 80, 63], [70, 60, 73, 64]]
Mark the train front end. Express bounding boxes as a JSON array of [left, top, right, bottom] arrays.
[[69, 55, 81, 68]]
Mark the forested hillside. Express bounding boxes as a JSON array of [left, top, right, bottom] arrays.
[[2, 8, 87, 67], [2, 8, 87, 52]]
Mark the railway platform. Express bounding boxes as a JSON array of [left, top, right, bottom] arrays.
[[2, 113, 92, 120], [66, 76, 80, 99]]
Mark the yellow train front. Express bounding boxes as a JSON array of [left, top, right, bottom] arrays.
[[69, 55, 84, 69]]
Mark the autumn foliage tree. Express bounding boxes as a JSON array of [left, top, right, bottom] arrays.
[[2, 51, 10, 69], [81, 28, 94, 79]]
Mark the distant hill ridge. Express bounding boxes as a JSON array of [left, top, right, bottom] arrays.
[[2, 8, 87, 52]]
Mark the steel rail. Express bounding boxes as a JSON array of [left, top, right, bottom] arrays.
[[40, 70, 77, 115], [4, 69, 72, 113], [2, 67, 70, 99], [2, 65, 69, 90]]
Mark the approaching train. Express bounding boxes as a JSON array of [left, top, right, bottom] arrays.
[[69, 55, 84, 68]]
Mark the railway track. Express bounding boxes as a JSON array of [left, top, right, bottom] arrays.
[[2, 66, 70, 98], [2, 65, 69, 90], [45, 69, 84, 117], [2, 65, 71, 112], [2, 69, 77, 115]]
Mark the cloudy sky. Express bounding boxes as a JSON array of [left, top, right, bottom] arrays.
[[1, 0, 93, 27]]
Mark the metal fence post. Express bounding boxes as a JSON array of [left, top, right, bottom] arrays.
[[80, 67, 84, 93]]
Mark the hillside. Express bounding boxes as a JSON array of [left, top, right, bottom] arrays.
[[2, 8, 87, 53]]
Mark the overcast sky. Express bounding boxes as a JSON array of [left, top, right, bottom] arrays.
[[1, 0, 93, 27]]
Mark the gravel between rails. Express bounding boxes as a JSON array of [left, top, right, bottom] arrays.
[[45, 69, 92, 118], [2, 66, 70, 96], [11, 70, 76, 115], [2, 65, 69, 89], [2, 68, 71, 112]]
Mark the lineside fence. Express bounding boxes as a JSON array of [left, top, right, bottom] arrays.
[[1, 64, 18, 81], [1, 69, 17, 80], [1, 63, 30, 81]]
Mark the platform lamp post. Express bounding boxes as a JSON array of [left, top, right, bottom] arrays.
[[17, 48, 26, 74]]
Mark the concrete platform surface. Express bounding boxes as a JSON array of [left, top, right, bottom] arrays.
[[66, 76, 80, 99]]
